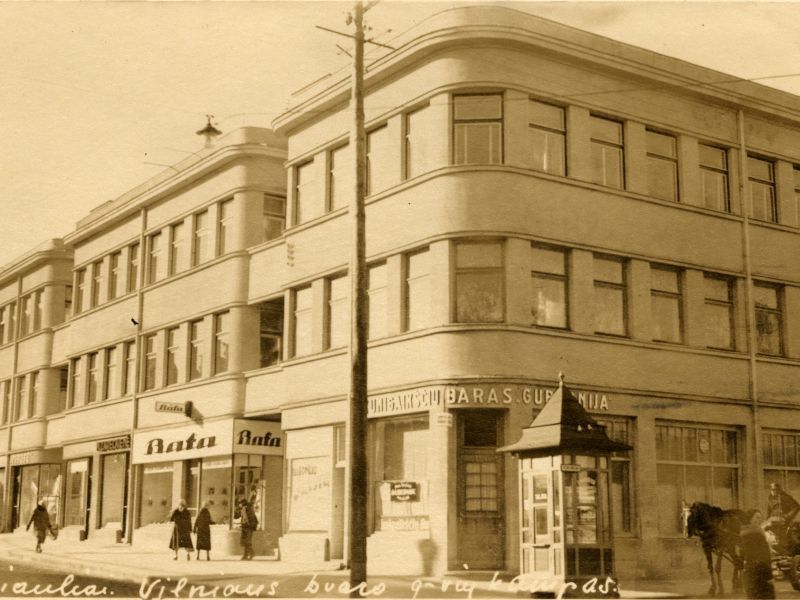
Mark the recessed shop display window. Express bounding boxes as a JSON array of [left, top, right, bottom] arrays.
[[139, 461, 173, 525], [16, 463, 61, 529], [202, 458, 233, 524], [234, 454, 264, 526]]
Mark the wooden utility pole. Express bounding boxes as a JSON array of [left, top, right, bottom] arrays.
[[348, 0, 369, 593]]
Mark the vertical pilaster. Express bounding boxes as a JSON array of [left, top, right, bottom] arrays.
[[429, 241, 451, 326], [385, 255, 403, 336], [566, 106, 591, 183], [678, 135, 701, 207], [504, 90, 529, 169], [569, 249, 594, 334], [505, 238, 530, 326], [624, 121, 648, 195], [627, 259, 651, 342], [683, 269, 706, 348]]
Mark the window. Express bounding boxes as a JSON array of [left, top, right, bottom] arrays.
[[14, 376, 26, 422], [64, 285, 73, 320], [455, 241, 504, 323], [754, 283, 783, 355], [31, 291, 42, 332], [329, 145, 352, 211], [292, 287, 313, 358], [1, 380, 9, 424], [213, 312, 230, 374], [749, 156, 777, 222], [646, 130, 678, 202], [294, 161, 320, 224], [531, 245, 568, 328], [91, 260, 104, 307], [19, 295, 31, 337], [263, 195, 286, 242], [590, 116, 624, 189], [593, 256, 626, 336], [169, 222, 186, 276], [406, 105, 437, 179], [87, 352, 99, 403], [367, 125, 393, 195], [327, 275, 349, 350], [143, 334, 157, 391], [368, 263, 388, 340], [166, 327, 180, 385], [58, 367, 68, 411], [108, 251, 122, 300], [75, 270, 86, 314], [218, 199, 234, 255], [127, 243, 140, 293], [259, 299, 284, 368], [192, 210, 210, 266], [123, 341, 136, 396], [453, 94, 503, 165], [656, 423, 739, 535], [596, 417, 634, 534], [651, 266, 682, 343], [189, 321, 204, 381], [147, 232, 163, 284], [405, 248, 431, 332], [699, 144, 729, 212], [69, 358, 81, 408], [763, 430, 800, 503], [103, 346, 118, 399], [704, 276, 734, 350], [29, 372, 38, 419], [0, 306, 6, 344], [528, 99, 565, 175], [6, 302, 15, 343]]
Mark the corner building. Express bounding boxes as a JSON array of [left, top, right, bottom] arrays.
[[266, 5, 800, 579]]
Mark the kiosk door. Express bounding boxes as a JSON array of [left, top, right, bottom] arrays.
[[457, 411, 504, 570]]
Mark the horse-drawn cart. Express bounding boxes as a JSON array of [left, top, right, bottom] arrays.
[[766, 521, 800, 590]]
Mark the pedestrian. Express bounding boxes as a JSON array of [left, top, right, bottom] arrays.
[[194, 501, 213, 561], [26, 500, 55, 553], [238, 498, 258, 560], [766, 482, 799, 552], [169, 499, 194, 560], [741, 509, 775, 599]]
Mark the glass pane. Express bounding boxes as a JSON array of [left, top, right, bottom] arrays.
[[704, 302, 733, 349], [594, 285, 625, 335], [652, 295, 681, 342], [200, 458, 233, 525], [101, 453, 127, 527], [532, 246, 566, 275], [456, 271, 503, 323], [529, 100, 564, 130], [591, 145, 623, 188], [685, 465, 710, 505], [704, 277, 730, 302], [651, 268, 680, 293], [532, 276, 566, 328], [530, 129, 566, 175], [646, 131, 677, 158], [702, 170, 728, 211], [454, 95, 502, 120], [590, 116, 622, 144], [750, 181, 776, 222], [140, 462, 173, 526], [594, 257, 624, 284], [367, 125, 394, 195], [456, 242, 503, 268], [610, 462, 631, 532], [748, 157, 773, 182], [699, 144, 726, 170], [330, 145, 353, 211], [647, 158, 677, 201], [756, 309, 782, 355], [712, 467, 737, 508], [754, 285, 778, 309], [454, 123, 501, 165]]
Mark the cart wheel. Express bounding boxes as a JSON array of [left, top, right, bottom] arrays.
[[788, 555, 800, 591]]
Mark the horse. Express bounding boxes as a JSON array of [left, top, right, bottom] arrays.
[[682, 501, 747, 596]]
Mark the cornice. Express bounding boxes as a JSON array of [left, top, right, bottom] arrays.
[[0, 240, 73, 286]]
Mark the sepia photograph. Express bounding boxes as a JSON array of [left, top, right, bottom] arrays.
[[1, 1, 800, 598]]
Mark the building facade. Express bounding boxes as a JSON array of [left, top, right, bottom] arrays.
[[2, 5, 800, 583]]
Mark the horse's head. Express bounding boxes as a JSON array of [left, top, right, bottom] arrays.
[[683, 501, 715, 538], [681, 501, 695, 538]]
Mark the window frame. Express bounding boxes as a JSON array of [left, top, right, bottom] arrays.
[[699, 144, 730, 212], [452, 93, 504, 166], [589, 115, 625, 189], [453, 240, 505, 324], [645, 129, 679, 202], [217, 198, 234, 256], [530, 244, 568, 329], [165, 326, 181, 386], [291, 286, 313, 358], [213, 312, 230, 375], [593, 255, 627, 337], [103, 346, 117, 401], [754, 282, 784, 356], [147, 232, 162, 285], [528, 98, 566, 176], [404, 247, 432, 333], [748, 155, 777, 223], [326, 274, 349, 350], [650, 265, 684, 344], [262, 194, 287, 242], [703, 275, 735, 351], [127, 243, 140, 293]]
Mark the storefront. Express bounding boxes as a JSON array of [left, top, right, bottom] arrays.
[[9, 448, 62, 531], [131, 418, 283, 553]]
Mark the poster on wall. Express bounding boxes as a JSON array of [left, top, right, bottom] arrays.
[[288, 456, 331, 531]]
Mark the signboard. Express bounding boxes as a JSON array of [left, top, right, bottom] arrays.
[[561, 464, 582, 472], [379, 516, 430, 532], [9, 448, 61, 466], [97, 435, 131, 453], [288, 456, 330, 531], [155, 401, 185, 414], [389, 481, 419, 502], [132, 419, 283, 464]]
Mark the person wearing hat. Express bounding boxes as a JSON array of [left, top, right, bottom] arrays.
[[26, 500, 56, 553], [741, 509, 776, 599], [194, 501, 214, 561], [238, 498, 258, 560], [169, 499, 194, 560]]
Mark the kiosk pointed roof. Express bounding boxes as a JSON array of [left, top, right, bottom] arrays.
[[498, 373, 631, 457]]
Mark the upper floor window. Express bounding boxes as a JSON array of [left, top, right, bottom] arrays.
[[329, 144, 352, 212], [646, 130, 678, 202], [14, 375, 27, 422], [108, 251, 122, 300], [455, 241, 504, 323], [590, 116, 624, 189], [367, 125, 393, 195], [292, 287, 313, 358], [19, 295, 32, 337], [147, 232, 163, 284], [259, 299, 284, 368], [90, 260, 104, 308], [593, 256, 627, 336], [143, 334, 157, 391], [263, 195, 286, 242], [531, 245, 568, 328], [104, 347, 118, 400], [28, 372, 38, 419], [651, 266, 683, 343], [327, 275, 349, 350], [748, 156, 776, 222], [213, 312, 230, 374], [189, 321, 204, 381], [0, 380, 9, 424], [528, 100, 565, 176], [704, 276, 735, 350], [64, 285, 73, 320], [218, 199, 234, 255], [127, 243, 140, 293], [166, 327, 181, 386], [699, 144, 729, 212], [58, 366, 68, 411], [453, 94, 503, 165], [404, 248, 431, 332], [0, 304, 6, 344], [75, 269, 86, 314], [754, 283, 783, 356], [123, 341, 136, 396], [169, 222, 186, 276], [368, 263, 388, 340], [69, 357, 81, 409], [294, 160, 320, 224], [192, 210, 211, 266], [87, 352, 99, 403], [406, 104, 437, 179]]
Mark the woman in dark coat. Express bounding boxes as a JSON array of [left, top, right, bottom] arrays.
[[26, 500, 55, 553], [169, 499, 194, 560], [193, 501, 213, 560], [238, 498, 258, 560]]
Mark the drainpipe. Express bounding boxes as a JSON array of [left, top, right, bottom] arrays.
[[737, 109, 763, 512]]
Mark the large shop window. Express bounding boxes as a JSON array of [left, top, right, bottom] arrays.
[[595, 417, 634, 534], [453, 94, 503, 165], [100, 453, 127, 528], [656, 423, 739, 535], [371, 415, 429, 533], [455, 241, 504, 323], [234, 455, 264, 527], [139, 462, 173, 525], [17, 464, 61, 529], [763, 431, 800, 502]]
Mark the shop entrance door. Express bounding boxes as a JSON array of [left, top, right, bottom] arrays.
[[64, 458, 92, 537], [457, 410, 504, 570], [99, 453, 128, 534]]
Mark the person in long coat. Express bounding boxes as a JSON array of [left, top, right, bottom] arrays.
[[26, 500, 55, 553], [741, 509, 776, 599], [238, 498, 258, 560], [169, 499, 194, 560], [193, 501, 213, 561]]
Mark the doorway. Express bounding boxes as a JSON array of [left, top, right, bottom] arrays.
[[64, 458, 92, 538], [457, 410, 505, 570]]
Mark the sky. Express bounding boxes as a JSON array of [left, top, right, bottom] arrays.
[[1, 1, 800, 266]]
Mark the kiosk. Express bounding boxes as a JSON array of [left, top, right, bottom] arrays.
[[499, 374, 631, 598]]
